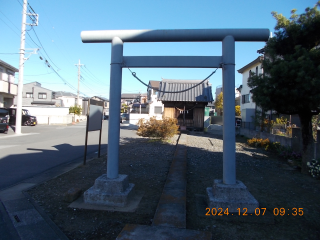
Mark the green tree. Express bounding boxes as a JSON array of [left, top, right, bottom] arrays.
[[121, 103, 128, 113], [69, 105, 82, 120], [248, 2, 320, 173], [215, 92, 223, 115], [235, 105, 241, 116]]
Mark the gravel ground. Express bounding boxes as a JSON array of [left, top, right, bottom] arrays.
[[186, 132, 320, 240], [27, 133, 320, 240]]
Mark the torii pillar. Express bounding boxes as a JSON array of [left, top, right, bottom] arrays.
[[81, 29, 269, 210]]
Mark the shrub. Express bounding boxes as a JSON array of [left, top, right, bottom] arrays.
[[247, 138, 270, 148], [137, 117, 179, 140], [275, 116, 287, 124], [69, 105, 82, 117], [247, 137, 302, 167], [307, 159, 320, 179], [265, 141, 281, 151]]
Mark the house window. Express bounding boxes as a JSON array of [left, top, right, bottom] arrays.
[[256, 66, 258, 75], [26, 92, 33, 98], [154, 106, 162, 114], [242, 94, 250, 104], [38, 93, 47, 99]]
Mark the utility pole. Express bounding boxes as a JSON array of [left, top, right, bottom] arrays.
[[16, 0, 38, 134], [75, 59, 84, 105]]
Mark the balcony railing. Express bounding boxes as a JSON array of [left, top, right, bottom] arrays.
[[0, 79, 18, 95]]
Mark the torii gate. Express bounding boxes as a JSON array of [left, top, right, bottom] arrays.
[[81, 29, 269, 210]]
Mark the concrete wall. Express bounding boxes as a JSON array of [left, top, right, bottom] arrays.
[[23, 107, 69, 116], [211, 116, 223, 125], [238, 127, 292, 148], [129, 113, 162, 125], [20, 106, 87, 125]]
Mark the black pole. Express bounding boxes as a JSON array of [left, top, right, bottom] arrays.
[[83, 99, 90, 165], [98, 115, 103, 158], [183, 104, 185, 126]]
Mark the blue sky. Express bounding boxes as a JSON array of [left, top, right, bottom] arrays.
[[0, 0, 317, 99]]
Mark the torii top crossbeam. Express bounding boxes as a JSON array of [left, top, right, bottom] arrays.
[[81, 29, 270, 43]]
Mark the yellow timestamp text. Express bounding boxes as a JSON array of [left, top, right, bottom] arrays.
[[205, 208, 304, 216]]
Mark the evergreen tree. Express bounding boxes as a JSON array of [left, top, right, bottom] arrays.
[[248, 2, 320, 172], [215, 92, 223, 115]]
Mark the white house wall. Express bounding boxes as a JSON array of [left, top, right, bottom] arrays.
[[240, 62, 262, 122], [56, 96, 81, 107], [147, 87, 164, 117], [0, 64, 18, 107]]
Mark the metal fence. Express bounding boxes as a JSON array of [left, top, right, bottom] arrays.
[[240, 121, 255, 130]]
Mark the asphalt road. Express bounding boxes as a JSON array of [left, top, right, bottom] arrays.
[[0, 120, 139, 191]]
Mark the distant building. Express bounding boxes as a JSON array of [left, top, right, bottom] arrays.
[[158, 79, 213, 130], [121, 93, 147, 105], [147, 80, 163, 117], [0, 59, 18, 107], [91, 96, 109, 116], [54, 91, 83, 108], [13, 81, 61, 106]]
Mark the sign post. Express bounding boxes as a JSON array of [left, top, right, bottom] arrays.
[[83, 98, 104, 165]]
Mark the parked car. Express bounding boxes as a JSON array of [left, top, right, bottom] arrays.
[[0, 108, 9, 134], [120, 113, 129, 123], [8, 108, 37, 126]]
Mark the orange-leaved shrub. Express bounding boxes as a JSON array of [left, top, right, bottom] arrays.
[[247, 137, 270, 148], [137, 117, 179, 140]]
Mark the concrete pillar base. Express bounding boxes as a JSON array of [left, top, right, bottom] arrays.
[[206, 179, 258, 213], [84, 174, 135, 207]]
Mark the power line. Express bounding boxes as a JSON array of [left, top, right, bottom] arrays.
[[31, 27, 60, 70], [0, 10, 20, 32], [0, 16, 20, 36], [24, 72, 54, 76], [83, 65, 104, 83], [79, 70, 109, 87], [15, 0, 23, 7]]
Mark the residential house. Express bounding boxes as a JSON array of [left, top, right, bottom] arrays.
[[237, 56, 300, 128], [147, 80, 163, 117], [121, 93, 147, 105], [0, 60, 18, 107], [158, 79, 213, 129], [13, 81, 61, 106], [54, 91, 83, 107], [237, 56, 264, 125], [91, 96, 109, 116]]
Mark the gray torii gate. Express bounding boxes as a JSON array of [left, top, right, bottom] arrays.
[[81, 29, 269, 210]]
